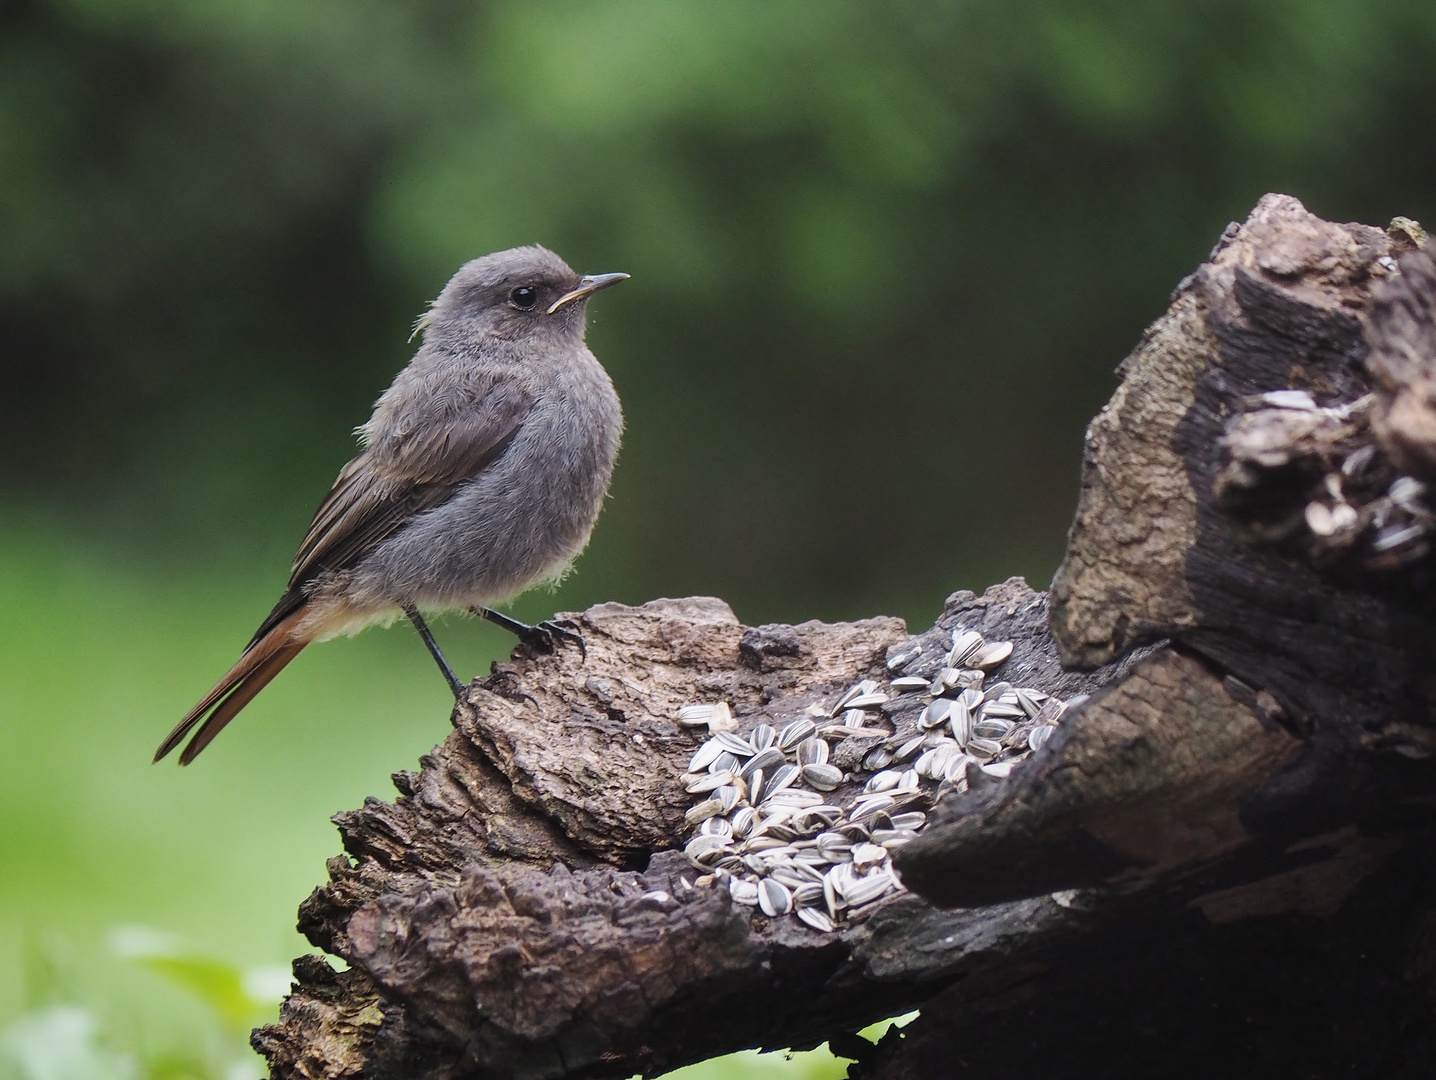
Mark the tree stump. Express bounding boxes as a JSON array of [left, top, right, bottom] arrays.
[[254, 195, 1436, 1080]]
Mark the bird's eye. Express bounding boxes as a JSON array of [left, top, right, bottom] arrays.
[[510, 286, 538, 310]]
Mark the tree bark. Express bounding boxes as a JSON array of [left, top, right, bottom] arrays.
[[255, 195, 1436, 1080]]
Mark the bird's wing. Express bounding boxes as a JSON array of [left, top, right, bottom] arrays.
[[245, 381, 533, 647]]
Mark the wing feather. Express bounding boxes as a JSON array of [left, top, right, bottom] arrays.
[[246, 380, 532, 647]]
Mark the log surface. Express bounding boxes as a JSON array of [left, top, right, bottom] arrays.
[[257, 196, 1436, 1080]]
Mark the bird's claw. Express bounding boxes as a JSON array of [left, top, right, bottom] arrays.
[[519, 618, 587, 661]]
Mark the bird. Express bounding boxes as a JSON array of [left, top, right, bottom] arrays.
[[156, 245, 626, 764]]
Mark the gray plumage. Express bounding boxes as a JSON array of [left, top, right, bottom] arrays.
[[157, 245, 625, 764]]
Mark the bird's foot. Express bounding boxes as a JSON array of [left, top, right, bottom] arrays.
[[471, 608, 587, 661], [525, 618, 587, 660], [482, 666, 540, 708]]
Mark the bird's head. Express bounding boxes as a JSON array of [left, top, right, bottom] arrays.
[[415, 245, 628, 347]]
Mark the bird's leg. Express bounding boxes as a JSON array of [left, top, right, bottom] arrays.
[[470, 606, 587, 660], [403, 604, 465, 698]]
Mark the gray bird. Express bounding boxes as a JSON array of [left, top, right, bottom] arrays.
[[156, 246, 626, 764]]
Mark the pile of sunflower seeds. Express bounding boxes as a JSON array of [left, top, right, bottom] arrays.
[[675, 625, 1076, 933]]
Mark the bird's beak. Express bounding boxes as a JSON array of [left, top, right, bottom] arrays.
[[547, 272, 630, 314]]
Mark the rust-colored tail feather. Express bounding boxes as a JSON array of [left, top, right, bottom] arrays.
[[156, 609, 309, 765]]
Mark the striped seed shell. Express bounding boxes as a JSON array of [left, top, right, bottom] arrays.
[[947, 629, 984, 666], [685, 798, 725, 825], [796, 737, 830, 766], [740, 747, 785, 779], [802, 763, 844, 790], [864, 770, 901, 794], [685, 770, 735, 793], [778, 718, 817, 749], [967, 737, 1002, 761], [677, 704, 715, 727], [759, 878, 794, 916], [713, 731, 755, 757], [688, 739, 725, 773], [797, 906, 836, 932], [969, 641, 1013, 669]]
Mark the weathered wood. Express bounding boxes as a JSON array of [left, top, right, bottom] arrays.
[[256, 196, 1436, 1080], [258, 585, 1131, 1079]]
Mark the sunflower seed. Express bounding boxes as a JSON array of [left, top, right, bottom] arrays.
[[731, 806, 757, 838], [729, 876, 759, 905], [796, 737, 830, 766], [890, 676, 930, 693], [766, 762, 801, 795], [840, 709, 867, 728], [700, 816, 733, 837], [709, 751, 741, 775], [763, 789, 824, 808], [777, 859, 826, 885], [688, 740, 725, 772], [864, 744, 896, 770], [1028, 724, 1054, 752], [778, 718, 816, 749], [981, 701, 1025, 721], [685, 798, 725, 825], [974, 717, 1015, 739], [970, 641, 1013, 669], [713, 731, 755, 757], [759, 878, 794, 916], [832, 680, 878, 715], [897, 769, 921, 792], [716, 785, 742, 812], [802, 763, 844, 790], [950, 701, 973, 746], [890, 811, 926, 830], [983, 760, 1016, 778], [852, 842, 887, 867], [886, 647, 918, 672], [840, 870, 894, 906], [793, 881, 826, 906], [892, 735, 926, 762], [947, 629, 984, 666], [797, 905, 836, 932], [967, 737, 1003, 761], [919, 699, 953, 729], [677, 704, 716, 727], [845, 693, 889, 710], [864, 770, 902, 793], [849, 794, 896, 822], [817, 832, 853, 860], [823, 871, 841, 917], [1374, 523, 1426, 552], [744, 836, 790, 853], [1014, 687, 1047, 717], [686, 770, 736, 794], [982, 681, 1013, 703], [941, 752, 972, 782], [685, 834, 728, 863], [750, 723, 777, 751], [958, 686, 984, 711], [740, 747, 785, 779], [873, 829, 919, 848], [748, 769, 766, 804]]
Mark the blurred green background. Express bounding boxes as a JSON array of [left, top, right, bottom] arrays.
[[2, 0, 1434, 1075]]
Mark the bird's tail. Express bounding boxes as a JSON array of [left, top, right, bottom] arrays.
[[156, 607, 310, 765]]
